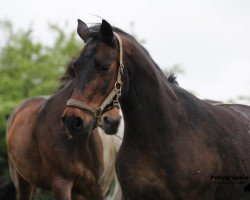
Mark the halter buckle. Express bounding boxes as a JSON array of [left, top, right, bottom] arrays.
[[115, 81, 122, 93], [113, 100, 120, 108], [95, 108, 103, 118]]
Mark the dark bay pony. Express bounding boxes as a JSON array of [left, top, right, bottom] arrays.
[[2, 61, 122, 200], [62, 19, 250, 200]]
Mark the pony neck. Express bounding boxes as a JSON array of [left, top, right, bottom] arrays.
[[120, 40, 183, 140]]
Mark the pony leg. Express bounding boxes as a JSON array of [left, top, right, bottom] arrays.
[[8, 161, 35, 200], [14, 173, 36, 200], [52, 177, 73, 200]]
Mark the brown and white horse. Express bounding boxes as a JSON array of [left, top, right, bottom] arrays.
[[1, 60, 122, 200]]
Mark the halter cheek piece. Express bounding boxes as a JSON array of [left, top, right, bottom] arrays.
[[66, 32, 124, 120]]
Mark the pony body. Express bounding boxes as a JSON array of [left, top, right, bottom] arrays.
[[6, 78, 121, 199]]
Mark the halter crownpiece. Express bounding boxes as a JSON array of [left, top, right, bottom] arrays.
[[66, 32, 124, 119]]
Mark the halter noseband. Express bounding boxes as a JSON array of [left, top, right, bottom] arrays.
[[66, 32, 124, 119]]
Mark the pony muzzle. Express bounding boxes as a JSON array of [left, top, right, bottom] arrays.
[[100, 107, 122, 135], [61, 108, 97, 138]]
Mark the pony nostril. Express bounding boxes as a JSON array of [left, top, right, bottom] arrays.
[[61, 115, 66, 123], [74, 117, 83, 130], [63, 115, 83, 133], [102, 116, 120, 135], [113, 119, 120, 127], [103, 116, 112, 126]]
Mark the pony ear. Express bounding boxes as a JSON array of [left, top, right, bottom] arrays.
[[77, 19, 90, 42], [100, 20, 114, 44]]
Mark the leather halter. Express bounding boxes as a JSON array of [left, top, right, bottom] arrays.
[[66, 32, 124, 119]]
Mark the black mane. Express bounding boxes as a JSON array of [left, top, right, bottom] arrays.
[[166, 74, 178, 85]]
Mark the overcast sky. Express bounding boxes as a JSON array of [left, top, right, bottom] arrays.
[[1, 0, 250, 102]]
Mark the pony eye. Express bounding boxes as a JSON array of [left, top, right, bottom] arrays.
[[101, 64, 110, 72]]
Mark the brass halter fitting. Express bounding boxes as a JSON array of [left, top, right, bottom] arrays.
[[115, 82, 122, 93], [94, 108, 103, 118]]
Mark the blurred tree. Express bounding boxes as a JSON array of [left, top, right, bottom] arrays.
[[162, 63, 185, 77], [227, 95, 250, 105], [129, 22, 146, 44], [0, 20, 82, 180], [169, 63, 185, 75]]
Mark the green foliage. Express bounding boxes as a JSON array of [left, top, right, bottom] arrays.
[[0, 20, 82, 179]]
